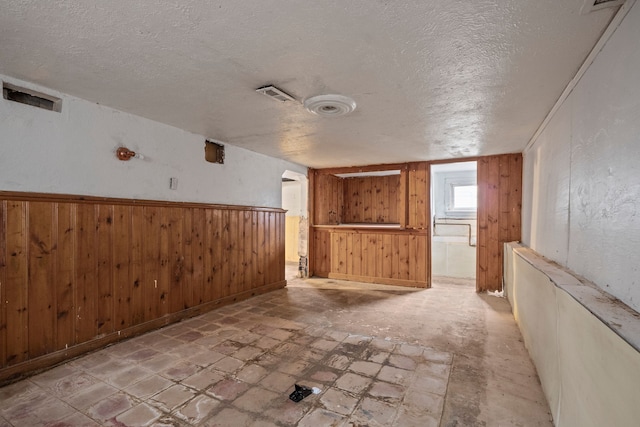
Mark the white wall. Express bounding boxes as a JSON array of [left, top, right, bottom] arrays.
[[282, 181, 302, 217], [522, 2, 640, 312], [0, 75, 306, 208], [504, 243, 640, 427]]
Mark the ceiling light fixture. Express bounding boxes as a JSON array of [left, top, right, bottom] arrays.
[[303, 94, 357, 117]]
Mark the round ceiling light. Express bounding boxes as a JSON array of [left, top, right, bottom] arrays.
[[303, 94, 356, 117]]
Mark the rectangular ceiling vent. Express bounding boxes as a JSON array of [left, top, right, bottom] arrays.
[[2, 82, 62, 112], [255, 85, 297, 103], [581, 0, 624, 14]]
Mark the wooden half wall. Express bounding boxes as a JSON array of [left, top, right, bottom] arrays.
[[0, 191, 285, 383]]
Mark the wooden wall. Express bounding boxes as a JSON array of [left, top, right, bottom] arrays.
[[309, 163, 429, 288], [476, 154, 522, 292], [342, 175, 401, 224], [312, 227, 427, 287], [313, 174, 343, 225], [407, 162, 429, 229], [311, 156, 522, 292], [0, 192, 285, 383]]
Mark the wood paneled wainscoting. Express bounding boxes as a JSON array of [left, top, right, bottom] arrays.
[[312, 226, 428, 288], [0, 191, 285, 384]]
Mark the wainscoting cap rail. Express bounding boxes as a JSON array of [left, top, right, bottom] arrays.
[[0, 191, 286, 212]]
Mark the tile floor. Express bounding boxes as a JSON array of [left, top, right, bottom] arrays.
[[0, 266, 553, 426]]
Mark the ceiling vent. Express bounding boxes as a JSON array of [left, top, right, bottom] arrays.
[[303, 94, 357, 117], [581, 0, 624, 14], [255, 85, 297, 103]]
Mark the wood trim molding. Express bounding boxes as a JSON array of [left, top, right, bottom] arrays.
[[314, 163, 408, 176], [328, 273, 426, 288], [0, 191, 286, 213]]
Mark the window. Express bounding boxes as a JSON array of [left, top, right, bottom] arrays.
[[452, 185, 477, 210], [444, 175, 477, 218]]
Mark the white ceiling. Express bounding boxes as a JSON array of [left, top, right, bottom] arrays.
[[0, 1, 617, 169]]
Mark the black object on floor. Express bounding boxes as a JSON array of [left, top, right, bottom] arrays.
[[289, 384, 313, 402]]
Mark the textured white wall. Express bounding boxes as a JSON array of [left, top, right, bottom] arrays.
[[0, 75, 306, 208], [522, 2, 640, 312], [505, 243, 640, 427], [282, 181, 302, 217]]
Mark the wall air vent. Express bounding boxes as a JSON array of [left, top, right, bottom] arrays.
[[581, 0, 624, 14], [2, 82, 62, 112], [255, 85, 297, 103]]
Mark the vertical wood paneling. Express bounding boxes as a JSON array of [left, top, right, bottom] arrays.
[[5, 202, 28, 365], [408, 162, 429, 229], [143, 207, 160, 321], [75, 204, 97, 343], [368, 234, 378, 278], [207, 209, 220, 302], [419, 233, 428, 283], [352, 233, 361, 276], [399, 235, 410, 280], [168, 207, 184, 314], [269, 212, 278, 284], [158, 208, 170, 317], [314, 174, 344, 225], [391, 235, 399, 279], [130, 206, 144, 325], [338, 232, 348, 274], [191, 208, 205, 306], [251, 212, 259, 288], [0, 192, 287, 377], [221, 210, 231, 297], [228, 211, 239, 297], [342, 176, 401, 224], [310, 163, 432, 288], [96, 205, 113, 336], [477, 154, 523, 292], [181, 208, 194, 310], [28, 202, 55, 358], [399, 168, 408, 228], [487, 157, 501, 288], [113, 205, 131, 330], [382, 234, 393, 278], [242, 211, 252, 293], [257, 211, 266, 285], [0, 202, 7, 365], [313, 228, 427, 287], [55, 203, 75, 350], [312, 229, 330, 276], [510, 156, 523, 240]]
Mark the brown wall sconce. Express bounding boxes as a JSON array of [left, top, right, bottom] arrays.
[[205, 140, 225, 164], [116, 146, 145, 161]]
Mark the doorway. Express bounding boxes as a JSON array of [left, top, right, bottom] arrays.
[[430, 161, 478, 284], [281, 170, 308, 279]]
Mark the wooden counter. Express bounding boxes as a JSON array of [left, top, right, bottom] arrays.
[[311, 224, 428, 288]]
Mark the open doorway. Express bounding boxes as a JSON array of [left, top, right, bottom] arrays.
[[430, 161, 477, 285], [282, 170, 308, 280]]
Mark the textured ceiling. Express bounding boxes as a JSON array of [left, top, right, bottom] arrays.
[[0, 1, 616, 168]]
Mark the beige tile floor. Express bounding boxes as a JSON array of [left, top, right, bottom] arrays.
[[0, 265, 553, 426]]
